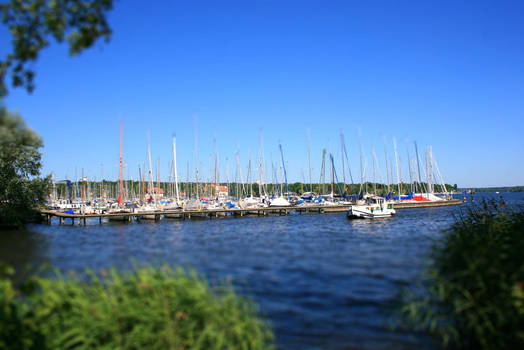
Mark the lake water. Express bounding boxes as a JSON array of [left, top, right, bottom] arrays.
[[1, 192, 522, 349]]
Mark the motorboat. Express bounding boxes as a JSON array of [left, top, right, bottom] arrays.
[[347, 196, 395, 219]]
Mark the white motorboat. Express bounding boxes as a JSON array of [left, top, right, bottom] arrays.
[[347, 196, 395, 219]]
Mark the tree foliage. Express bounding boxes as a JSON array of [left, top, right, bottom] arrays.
[[399, 200, 524, 349], [0, 105, 50, 227], [0, 0, 113, 96]]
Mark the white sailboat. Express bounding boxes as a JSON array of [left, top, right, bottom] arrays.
[[108, 121, 132, 221], [164, 135, 184, 218]]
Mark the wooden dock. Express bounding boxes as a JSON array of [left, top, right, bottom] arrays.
[[394, 199, 463, 209], [40, 205, 342, 225], [40, 199, 463, 225]]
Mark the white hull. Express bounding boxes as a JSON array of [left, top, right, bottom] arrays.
[[347, 206, 395, 219], [269, 197, 291, 207], [347, 197, 396, 219]]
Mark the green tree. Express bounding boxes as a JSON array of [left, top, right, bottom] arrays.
[[0, 105, 50, 228], [0, 0, 113, 96]]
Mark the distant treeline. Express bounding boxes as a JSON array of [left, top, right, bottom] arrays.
[[460, 186, 524, 193], [52, 180, 458, 199]]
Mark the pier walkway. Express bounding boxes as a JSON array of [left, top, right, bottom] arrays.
[[40, 199, 463, 225]]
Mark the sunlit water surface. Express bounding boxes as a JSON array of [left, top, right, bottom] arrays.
[[1, 192, 521, 349]]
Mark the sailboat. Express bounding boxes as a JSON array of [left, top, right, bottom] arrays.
[[108, 121, 133, 222], [136, 136, 162, 220], [269, 143, 291, 207], [164, 135, 184, 219]]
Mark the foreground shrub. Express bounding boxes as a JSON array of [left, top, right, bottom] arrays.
[[399, 200, 524, 349], [0, 264, 274, 350]]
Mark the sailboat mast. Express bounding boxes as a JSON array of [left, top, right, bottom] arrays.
[[279, 142, 291, 201], [258, 130, 265, 197], [194, 117, 199, 200], [225, 158, 230, 198], [340, 133, 346, 192], [248, 151, 253, 197], [307, 128, 312, 192], [393, 137, 401, 196], [358, 129, 364, 190], [414, 141, 424, 193], [172, 135, 180, 203], [330, 153, 335, 198], [320, 149, 326, 195], [119, 121, 124, 206], [383, 136, 391, 194], [147, 135, 154, 202], [405, 139, 413, 193], [372, 146, 377, 195]]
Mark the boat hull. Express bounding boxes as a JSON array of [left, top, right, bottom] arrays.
[[347, 206, 395, 219]]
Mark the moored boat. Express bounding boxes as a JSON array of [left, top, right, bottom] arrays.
[[347, 196, 395, 219]]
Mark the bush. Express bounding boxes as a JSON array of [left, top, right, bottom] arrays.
[[0, 264, 274, 350], [399, 200, 524, 349]]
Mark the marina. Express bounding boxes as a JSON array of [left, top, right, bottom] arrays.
[[40, 198, 464, 225], [44, 121, 462, 226]]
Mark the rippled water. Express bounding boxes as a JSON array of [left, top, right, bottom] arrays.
[[1, 193, 522, 349]]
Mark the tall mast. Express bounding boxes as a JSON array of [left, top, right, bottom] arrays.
[[358, 128, 364, 188], [214, 136, 218, 198], [330, 153, 335, 198], [393, 137, 401, 196], [307, 127, 312, 192], [319, 149, 326, 195], [118, 121, 124, 206], [340, 133, 346, 192], [414, 141, 424, 193], [186, 161, 190, 197], [426, 146, 434, 193], [372, 146, 377, 195], [247, 150, 253, 197], [405, 139, 413, 193], [225, 158, 230, 198], [172, 135, 180, 203], [214, 151, 219, 198], [147, 134, 154, 203], [279, 142, 291, 201], [342, 136, 356, 196], [383, 136, 391, 194], [157, 158, 160, 196], [138, 165, 142, 201], [100, 163, 104, 201], [235, 151, 241, 198], [258, 129, 265, 197], [194, 116, 199, 199]]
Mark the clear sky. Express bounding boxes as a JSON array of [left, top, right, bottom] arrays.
[[2, 0, 524, 188]]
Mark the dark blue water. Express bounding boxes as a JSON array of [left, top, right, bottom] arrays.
[[1, 192, 522, 349]]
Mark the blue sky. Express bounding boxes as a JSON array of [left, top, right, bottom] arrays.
[[2, 0, 524, 187]]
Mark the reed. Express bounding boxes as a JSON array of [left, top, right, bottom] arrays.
[[398, 199, 524, 349], [0, 264, 274, 350]]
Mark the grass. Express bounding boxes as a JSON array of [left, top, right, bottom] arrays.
[[0, 264, 274, 350], [398, 199, 524, 349]]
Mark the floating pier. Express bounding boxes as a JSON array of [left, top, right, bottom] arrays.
[[40, 199, 462, 225], [394, 199, 463, 209]]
